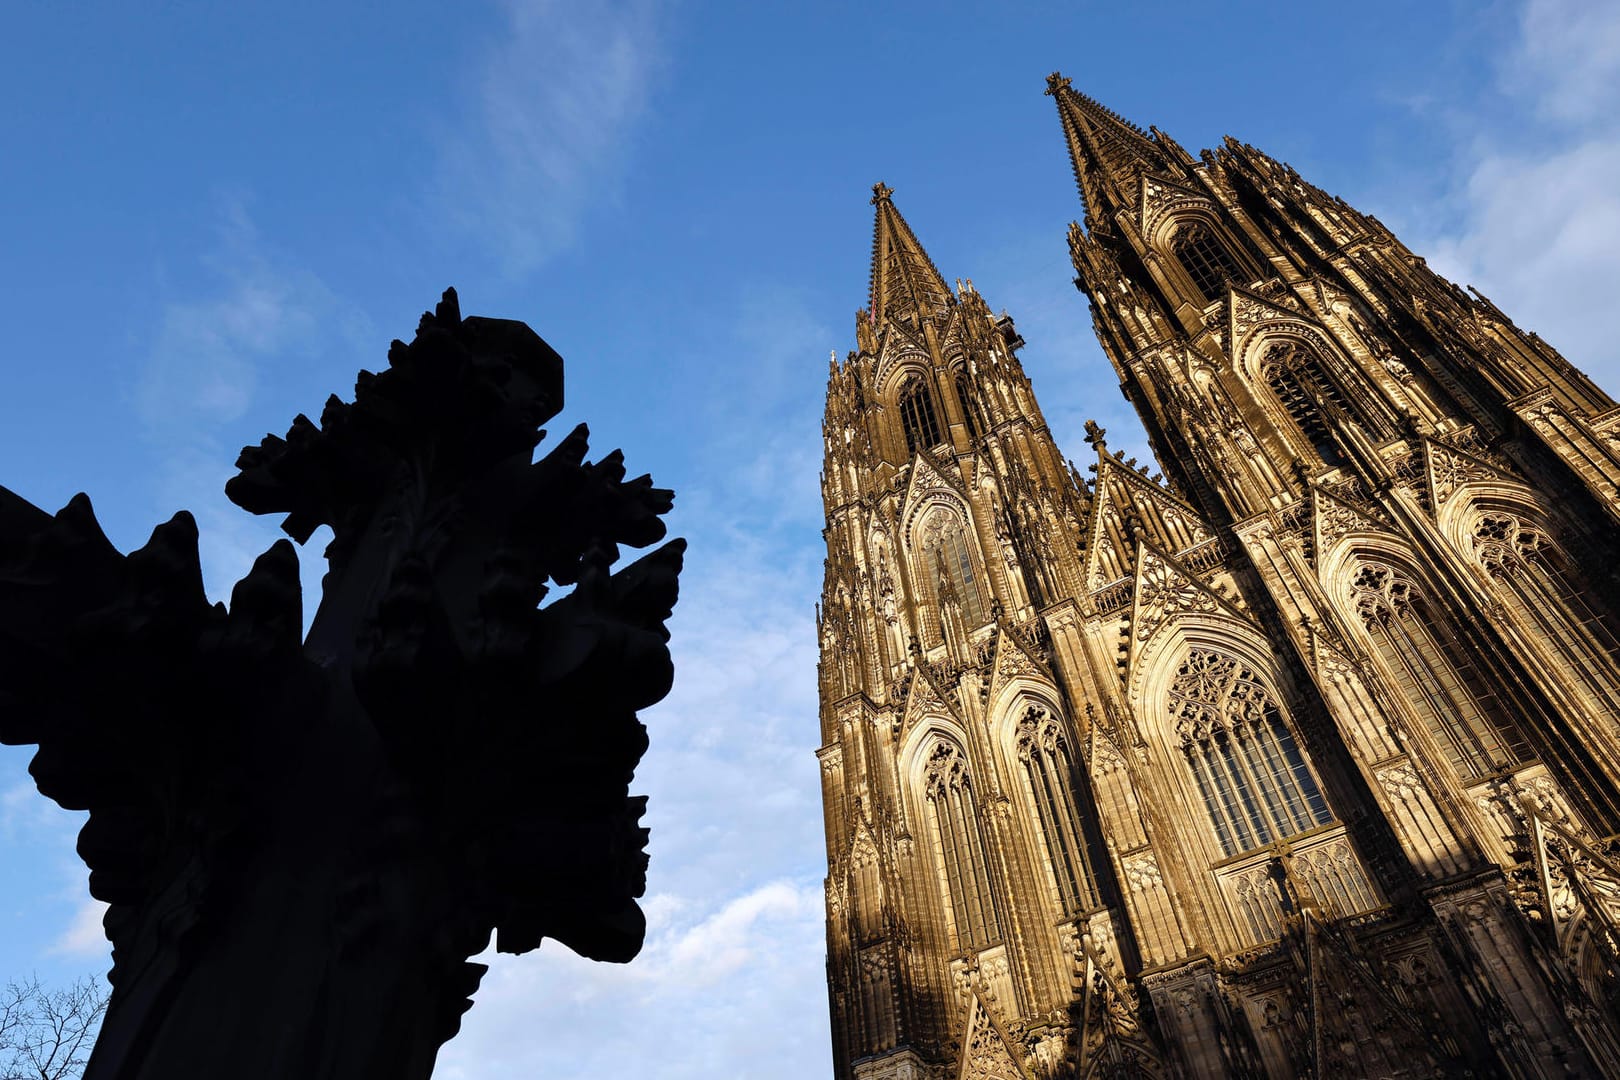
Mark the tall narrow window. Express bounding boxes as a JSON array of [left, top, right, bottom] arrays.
[[1261, 341, 1362, 466], [899, 375, 942, 454], [850, 838, 884, 944], [1349, 560, 1528, 779], [921, 513, 986, 631], [1015, 707, 1092, 914], [1171, 221, 1246, 303], [1169, 650, 1332, 858], [924, 741, 1002, 950], [954, 368, 980, 440], [1472, 512, 1620, 719]]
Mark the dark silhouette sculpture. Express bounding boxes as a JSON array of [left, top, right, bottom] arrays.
[[0, 289, 683, 1079]]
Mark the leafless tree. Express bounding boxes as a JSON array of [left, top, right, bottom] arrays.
[[0, 976, 107, 1080]]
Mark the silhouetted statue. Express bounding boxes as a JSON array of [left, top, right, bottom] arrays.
[[0, 289, 683, 1079]]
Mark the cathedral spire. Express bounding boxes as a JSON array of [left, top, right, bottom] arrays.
[[867, 182, 953, 328], [1045, 73, 1170, 228]]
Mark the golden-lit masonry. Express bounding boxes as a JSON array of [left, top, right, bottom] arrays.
[[816, 73, 1620, 1078]]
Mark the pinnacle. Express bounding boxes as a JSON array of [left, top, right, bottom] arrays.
[[866, 184, 953, 329], [1047, 75, 1169, 222]]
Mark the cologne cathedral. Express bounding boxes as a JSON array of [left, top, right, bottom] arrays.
[[816, 73, 1620, 1078]]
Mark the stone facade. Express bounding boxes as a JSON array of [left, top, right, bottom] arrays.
[[816, 77, 1620, 1077]]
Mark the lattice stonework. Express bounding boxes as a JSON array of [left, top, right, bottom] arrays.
[[924, 742, 1003, 950], [1014, 706, 1093, 913], [818, 86, 1620, 1078], [1169, 650, 1332, 857], [1347, 559, 1529, 779]]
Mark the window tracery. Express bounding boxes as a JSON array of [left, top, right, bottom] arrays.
[[923, 741, 1002, 950], [1260, 341, 1356, 466], [1348, 559, 1527, 779], [1170, 221, 1245, 303], [899, 375, 943, 455], [954, 368, 980, 440], [921, 513, 986, 631], [1014, 706, 1092, 913], [1168, 650, 1332, 857], [1471, 512, 1620, 717]]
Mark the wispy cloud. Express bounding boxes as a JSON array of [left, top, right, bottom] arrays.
[[436, 0, 665, 273], [137, 200, 360, 606], [48, 898, 109, 959], [437, 879, 827, 1080], [136, 202, 342, 435], [0, 779, 74, 843], [1418, 0, 1620, 382], [438, 285, 833, 1077]]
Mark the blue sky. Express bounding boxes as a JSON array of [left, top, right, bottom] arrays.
[[1, 2, 1617, 1076]]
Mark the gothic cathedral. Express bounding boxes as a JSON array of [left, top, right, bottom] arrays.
[[817, 73, 1620, 1078]]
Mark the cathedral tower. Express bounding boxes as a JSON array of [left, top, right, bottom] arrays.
[[817, 79, 1620, 1079]]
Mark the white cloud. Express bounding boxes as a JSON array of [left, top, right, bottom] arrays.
[[437, 878, 829, 1080], [136, 202, 358, 609], [0, 771, 84, 851], [1509, 0, 1620, 126], [1415, 0, 1620, 385], [436, 0, 665, 272], [136, 202, 340, 435], [48, 898, 109, 959], [436, 286, 834, 1077]]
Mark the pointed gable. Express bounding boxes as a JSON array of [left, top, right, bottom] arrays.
[[901, 453, 971, 546], [900, 661, 958, 740], [1137, 171, 1213, 239], [1100, 455, 1212, 553], [958, 989, 1030, 1080], [1228, 283, 1315, 358], [986, 625, 1050, 705], [1425, 436, 1521, 510], [1522, 805, 1620, 951], [1311, 482, 1389, 556], [1126, 542, 1248, 672], [1290, 914, 1463, 1076]]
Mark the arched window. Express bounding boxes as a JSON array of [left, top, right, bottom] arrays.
[[1472, 512, 1620, 718], [1015, 707, 1092, 913], [898, 375, 942, 454], [1169, 650, 1332, 858], [921, 513, 986, 632], [923, 741, 1002, 950], [954, 368, 980, 440], [1260, 341, 1362, 466], [1348, 559, 1528, 779], [850, 836, 884, 944], [1171, 221, 1246, 303]]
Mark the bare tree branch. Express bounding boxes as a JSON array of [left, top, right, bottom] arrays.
[[0, 976, 107, 1080]]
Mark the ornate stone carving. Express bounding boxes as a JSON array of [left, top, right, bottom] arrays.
[[1429, 442, 1499, 507], [1133, 549, 1218, 641], [819, 101, 1620, 1078], [0, 290, 683, 1079]]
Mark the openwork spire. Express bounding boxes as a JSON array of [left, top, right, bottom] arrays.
[[868, 182, 953, 327], [1045, 73, 1170, 226]]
